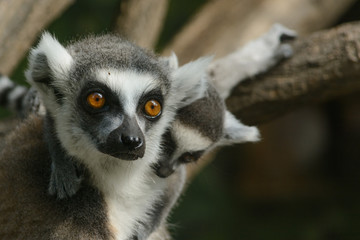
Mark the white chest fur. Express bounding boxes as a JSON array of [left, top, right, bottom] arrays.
[[90, 158, 166, 240]]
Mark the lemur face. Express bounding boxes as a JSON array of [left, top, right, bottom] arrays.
[[154, 84, 260, 178], [155, 123, 214, 178], [73, 70, 165, 160], [26, 33, 210, 165]]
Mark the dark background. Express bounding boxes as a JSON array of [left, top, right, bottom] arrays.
[[1, 0, 360, 239]]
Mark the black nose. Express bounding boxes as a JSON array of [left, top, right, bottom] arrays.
[[100, 117, 146, 160], [121, 135, 143, 150]]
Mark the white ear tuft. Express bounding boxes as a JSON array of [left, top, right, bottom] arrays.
[[25, 32, 74, 112], [219, 111, 260, 146], [170, 56, 213, 108], [28, 32, 73, 84]]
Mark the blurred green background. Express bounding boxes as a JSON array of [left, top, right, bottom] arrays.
[[2, 0, 360, 239]]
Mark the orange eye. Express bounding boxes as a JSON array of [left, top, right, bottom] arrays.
[[144, 100, 161, 118], [87, 92, 105, 109]]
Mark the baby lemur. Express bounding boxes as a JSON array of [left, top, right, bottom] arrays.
[[153, 23, 297, 178]]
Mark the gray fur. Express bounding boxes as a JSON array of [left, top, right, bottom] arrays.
[[67, 34, 171, 92], [177, 83, 224, 142], [0, 115, 113, 240], [45, 114, 83, 199], [21, 88, 43, 117]]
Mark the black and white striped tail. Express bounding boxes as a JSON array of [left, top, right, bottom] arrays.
[[0, 74, 42, 118]]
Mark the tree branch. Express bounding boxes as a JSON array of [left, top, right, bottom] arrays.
[[0, 0, 74, 75], [163, 0, 356, 64], [226, 22, 360, 125], [114, 0, 168, 49]]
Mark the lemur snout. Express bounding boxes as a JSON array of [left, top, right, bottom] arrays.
[[100, 117, 146, 160]]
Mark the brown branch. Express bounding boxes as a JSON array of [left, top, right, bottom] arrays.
[[226, 22, 360, 125], [0, 0, 74, 75], [163, 0, 356, 64], [114, 0, 168, 49]]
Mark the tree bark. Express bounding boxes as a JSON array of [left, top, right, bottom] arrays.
[[115, 0, 168, 49], [226, 22, 360, 125], [163, 0, 356, 64], [0, 0, 74, 75]]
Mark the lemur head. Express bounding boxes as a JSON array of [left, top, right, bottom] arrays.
[[26, 33, 210, 166], [154, 83, 260, 178]]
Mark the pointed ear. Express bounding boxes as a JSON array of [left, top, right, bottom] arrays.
[[170, 56, 212, 108], [25, 32, 73, 109], [159, 52, 179, 71], [26, 32, 73, 95], [219, 111, 260, 146]]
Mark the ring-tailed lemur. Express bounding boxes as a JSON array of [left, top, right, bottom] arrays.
[[152, 83, 259, 178], [153, 23, 297, 178], [0, 32, 210, 240], [0, 24, 296, 239]]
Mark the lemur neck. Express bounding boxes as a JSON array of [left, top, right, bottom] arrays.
[[89, 153, 158, 198]]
